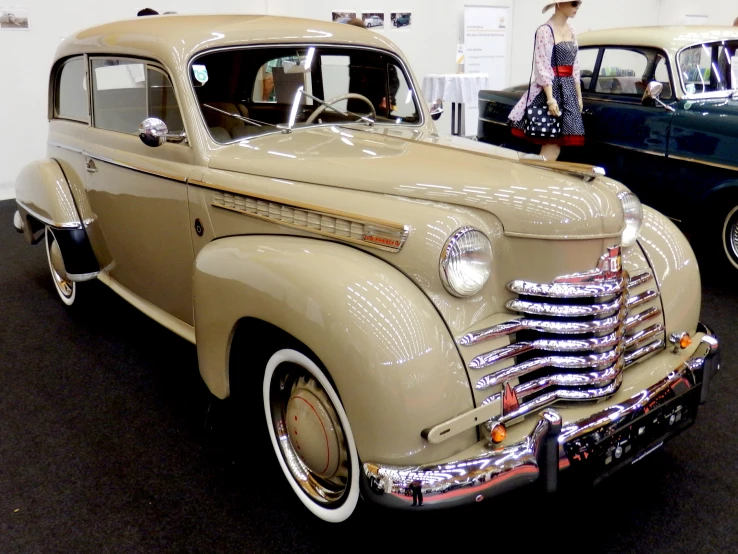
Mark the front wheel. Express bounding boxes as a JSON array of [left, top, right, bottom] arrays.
[[45, 227, 76, 305], [263, 349, 360, 522], [722, 205, 738, 270]]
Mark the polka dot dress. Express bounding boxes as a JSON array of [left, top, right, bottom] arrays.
[[512, 42, 585, 146]]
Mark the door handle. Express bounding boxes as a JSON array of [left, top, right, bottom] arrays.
[[85, 159, 97, 173], [582, 109, 593, 116]]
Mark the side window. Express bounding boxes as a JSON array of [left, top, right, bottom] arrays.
[[92, 58, 184, 135], [55, 57, 89, 122], [595, 49, 648, 96], [577, 48, 599, 92], [148, 68, 184, 133]]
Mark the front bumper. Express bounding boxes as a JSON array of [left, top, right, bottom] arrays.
[[361, 324, 720, 509]]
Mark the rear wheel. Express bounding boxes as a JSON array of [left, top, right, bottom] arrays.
[[722, 205, 738, 270], [263, 348, 359, 522], [45, 227, 76, 305]]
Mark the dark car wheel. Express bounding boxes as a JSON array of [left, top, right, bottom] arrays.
[[722, 205, 738, 270]]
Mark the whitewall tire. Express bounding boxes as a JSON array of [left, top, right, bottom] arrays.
[[45, 227, 76, 306], [263, 348, 360, 523]]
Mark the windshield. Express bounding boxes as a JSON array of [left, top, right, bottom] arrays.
[[191, 46, 421, 143], [679, 40, 738, 95]]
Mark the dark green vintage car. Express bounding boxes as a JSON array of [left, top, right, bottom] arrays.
[[478, 26, 738, 269]]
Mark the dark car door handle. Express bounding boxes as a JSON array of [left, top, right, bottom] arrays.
[[582, 108, 593, 116]]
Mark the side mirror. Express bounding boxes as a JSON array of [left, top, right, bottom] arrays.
[[139, 118, 168, 147], [641, 81, 675, 112], [429, 100, 444, 121]]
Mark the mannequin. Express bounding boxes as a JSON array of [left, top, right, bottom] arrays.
[[507, 1, 585, 161]]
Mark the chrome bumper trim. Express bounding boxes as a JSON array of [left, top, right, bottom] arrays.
[[361, 327, 719, 510]]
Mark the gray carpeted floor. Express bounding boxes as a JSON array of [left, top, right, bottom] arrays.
[[1, 198, 737, 553]]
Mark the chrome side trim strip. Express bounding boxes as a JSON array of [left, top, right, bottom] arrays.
[[48, 141, 189, 183], [478, 117, 509, 126], [474, 347, 623, 390], [48, 141, 84, 154], [668, 154, 738, 173], [85, 152, 188, 183], [15, 199, 81, 229], [67, 271, 100, 282]]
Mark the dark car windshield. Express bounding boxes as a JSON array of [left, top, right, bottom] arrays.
[[190, 46, 420, 143], [679, 40, 738, 95]]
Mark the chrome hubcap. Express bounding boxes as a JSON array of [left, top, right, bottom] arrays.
[[46, 230, 74, 299], [731, 221, 738, 259], [269, 366, 350, 505]]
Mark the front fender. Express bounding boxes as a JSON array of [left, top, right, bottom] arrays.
[[637, 206, 701, 337], [193, 235, 476, 465]]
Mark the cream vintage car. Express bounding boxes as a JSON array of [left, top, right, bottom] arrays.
[[13, 14, 721, 522]]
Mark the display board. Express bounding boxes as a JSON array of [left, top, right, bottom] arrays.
[[462, 4, 511, 135]]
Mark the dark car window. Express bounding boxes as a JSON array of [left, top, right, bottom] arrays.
[[578, 47, 599, 92], [593, 47, 672, 100], [55, 57, 89, 123], [679, 41, 738, 94]]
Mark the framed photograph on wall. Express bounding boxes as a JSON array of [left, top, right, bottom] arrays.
[[0, 6, 30, 30], [331, 11, 358, 24], [390, 12, 412, 30], [362, 12, 385, 30]]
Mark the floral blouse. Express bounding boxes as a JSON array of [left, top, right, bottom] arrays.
[[508, 20, 581, 122]]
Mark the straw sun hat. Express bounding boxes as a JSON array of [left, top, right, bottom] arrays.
[[542, 1, 583, 14]]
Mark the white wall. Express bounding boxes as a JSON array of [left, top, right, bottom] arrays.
[[0, 0, 735, 199]]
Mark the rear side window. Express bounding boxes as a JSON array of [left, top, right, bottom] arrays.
[[55, 57, 89, 122]]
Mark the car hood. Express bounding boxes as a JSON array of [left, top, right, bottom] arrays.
[[207, 126, 624, 239]]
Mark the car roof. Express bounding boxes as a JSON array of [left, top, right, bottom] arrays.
[[578, 26, 738, 55], [54, 14, 402, 68]]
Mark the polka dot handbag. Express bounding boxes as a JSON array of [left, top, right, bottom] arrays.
[[522, 106, 561, 138], [522, 24, 564, 139]]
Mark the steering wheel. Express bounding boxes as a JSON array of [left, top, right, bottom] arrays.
[[304, 93, 376, 125]]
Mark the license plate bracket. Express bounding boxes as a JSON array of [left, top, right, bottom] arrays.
[[563, 385, 701, 485]]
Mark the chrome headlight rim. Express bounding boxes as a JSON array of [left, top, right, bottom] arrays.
[[618, 191, 643, 247], [439, 226, 493, 298]]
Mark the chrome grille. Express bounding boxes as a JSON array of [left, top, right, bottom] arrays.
[[460, 246, 665, 423]]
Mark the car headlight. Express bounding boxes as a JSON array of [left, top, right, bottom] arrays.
[[618, 191, 643, 247], [440, 227, 493, 297]]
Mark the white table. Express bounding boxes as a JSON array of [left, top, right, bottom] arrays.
[[422, 73, 491, 135]]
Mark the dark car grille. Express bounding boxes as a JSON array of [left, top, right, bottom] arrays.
[[459, 246, 665, 423]]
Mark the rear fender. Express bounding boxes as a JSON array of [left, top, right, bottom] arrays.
[[193, 235, 476, 464], [15, 159, 101, 279]]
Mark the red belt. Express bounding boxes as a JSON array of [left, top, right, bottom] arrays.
[[553, 65, 573, 77]]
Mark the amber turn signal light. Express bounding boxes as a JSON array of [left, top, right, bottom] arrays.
[[490, 423, 507, 444], [680, 334, 692, 349]]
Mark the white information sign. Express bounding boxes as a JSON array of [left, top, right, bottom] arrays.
[[462, 5, 511, 135]]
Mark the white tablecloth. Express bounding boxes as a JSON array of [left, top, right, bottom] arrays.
[[422, 73, 491, 105]]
